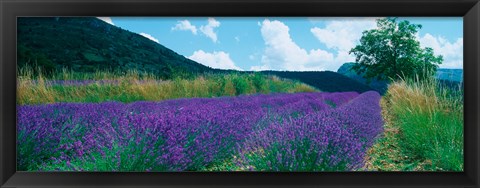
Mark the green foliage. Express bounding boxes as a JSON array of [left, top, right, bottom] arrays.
[[349, 18, 443, 82], [231, 74, 251, 95], [242, 140, 347, 171], [324, 100, 336, 108], [17, 45, 56, 76], [38, 142, 168, 171], [82, 52, 106, 62], [382, 77, 463, 171], [252, 73, 268, 93]]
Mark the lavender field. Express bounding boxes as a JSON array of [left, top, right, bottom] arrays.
[[15, 17, 464, 172], [17, 91, 383, 171]]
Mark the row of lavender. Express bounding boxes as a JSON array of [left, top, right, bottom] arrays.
[[17, 91, 383, 171]]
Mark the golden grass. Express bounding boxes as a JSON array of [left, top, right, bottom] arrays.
[[388, 81, 437, 115], [17, 68, 319, 105]]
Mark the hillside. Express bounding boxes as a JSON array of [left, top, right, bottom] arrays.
[[17, 17, 213, 79], [337, 63, 389, 94], [436, 69, 463, 82], [259, 71, 374, 93], [337, 63, 464, 94]]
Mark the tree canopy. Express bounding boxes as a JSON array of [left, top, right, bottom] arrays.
[[349, 17, 443, 82]]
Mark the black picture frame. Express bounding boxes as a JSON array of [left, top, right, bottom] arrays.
[[1, 0, 479, 187]]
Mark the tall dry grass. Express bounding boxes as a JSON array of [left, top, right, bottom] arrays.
[[384, 76, 463, 171], [17, 67, 318, 105]]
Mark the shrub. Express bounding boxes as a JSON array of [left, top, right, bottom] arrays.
[[385, 76, 463, 171]]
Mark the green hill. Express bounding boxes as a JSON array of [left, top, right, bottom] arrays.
[[259, 70, 374, 93], [17, 17, 213, 79], [337, 63, 463, 94], [337, 63, 389, 94], [436, 69, 463, 82]]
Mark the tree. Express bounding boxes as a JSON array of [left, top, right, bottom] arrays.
[[349, 17, 443, 82]]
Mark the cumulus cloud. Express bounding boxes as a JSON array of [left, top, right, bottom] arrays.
[[172, 20, 198, 35], [172, 18, 221, 43], [97, 17, 114, 25], [253, 19, 342, 71], [308, 18, 378, 70], [188, 50, 242, 70], [417, 33, 463, 69], [199, 18, 221, 43], [250, 65, 270, 71], [310, 18, 377, 51], [139, 32, 160, 43]]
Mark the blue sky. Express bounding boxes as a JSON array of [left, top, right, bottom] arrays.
[[98, 17, 463, 71]]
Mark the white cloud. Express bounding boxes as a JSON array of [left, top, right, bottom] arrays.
[[334, 50, 356, 64], [235, 36, 240, 42], [172, 18, 221, 43], [417, 33, 463, 69], [139, 33, 160, 43], [97, 17, 114, 25], [188, 50, 242, 70], [250, 65, 270, 71], [310, 19, 377, 51], [309, 18, 377, 69], [253, 19, 342, 71], [172, 20, 198, 35], [199, 18, 221, 43]]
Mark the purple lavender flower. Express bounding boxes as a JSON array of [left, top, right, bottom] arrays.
[[17, 91, 383, 172]]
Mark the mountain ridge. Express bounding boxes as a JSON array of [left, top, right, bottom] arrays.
[[337, 62, 464, 94], [17, 17, 213, 79]]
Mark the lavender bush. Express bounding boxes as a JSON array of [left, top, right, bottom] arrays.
[[239, 91, 383, 171], [17, 91, 383, 171]]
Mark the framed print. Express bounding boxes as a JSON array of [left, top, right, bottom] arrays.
[[1, 0, 479, 187]]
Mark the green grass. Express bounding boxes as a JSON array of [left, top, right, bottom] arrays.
[[38, 142, 169, 171], [17, 66, 318, 105], [364, 76, 463, 171]]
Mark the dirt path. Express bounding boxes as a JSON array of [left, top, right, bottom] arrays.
[[362, 97, 434, 171]]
